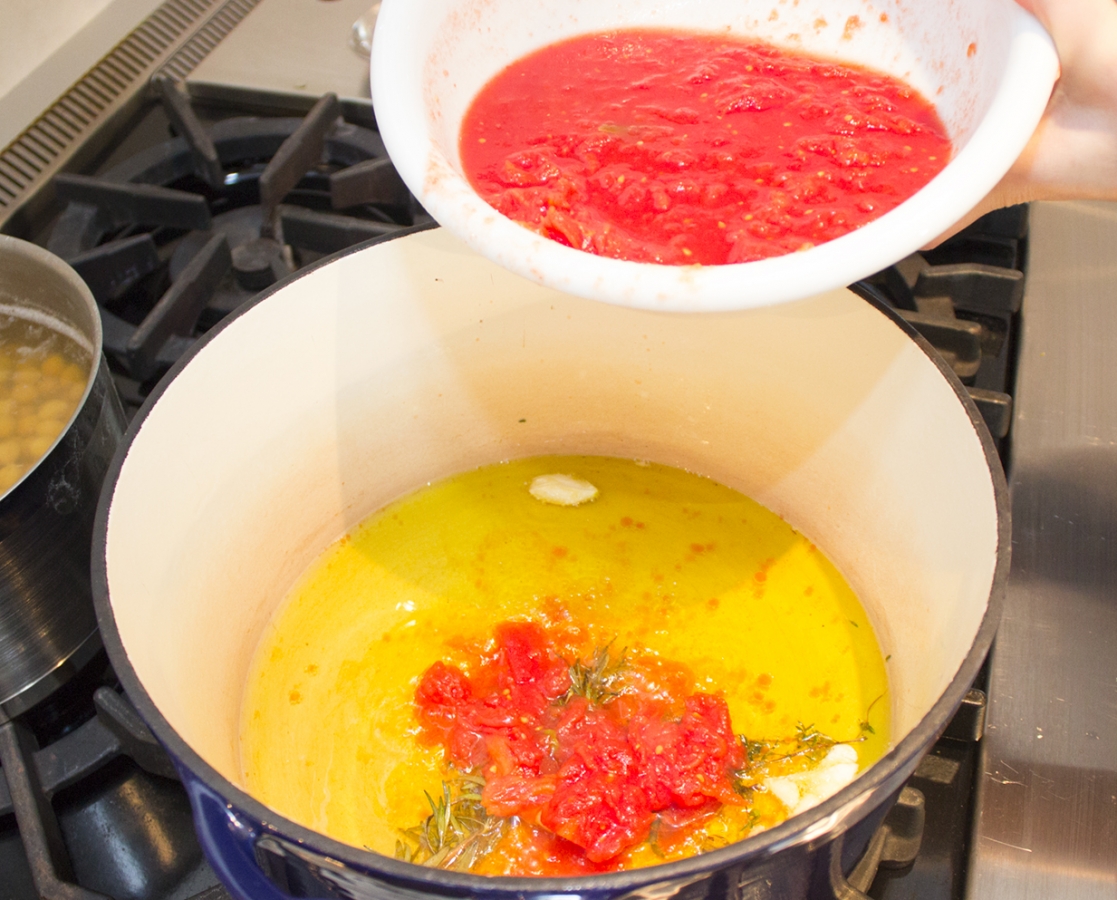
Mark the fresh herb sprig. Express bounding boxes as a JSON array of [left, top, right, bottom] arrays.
[[856, 692, 885, 738], [562, 641, 629, 705], [395, 772, 507, 870], [731, 721, 838, 800], [746, 721, 836, 764]]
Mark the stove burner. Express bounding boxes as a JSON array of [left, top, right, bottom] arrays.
[[15, 72, 1029, 899], [0, 653, 216, 900], [46, 81, 426, 414], [172, 207, 270, 305], [231, 235, 287, 291]]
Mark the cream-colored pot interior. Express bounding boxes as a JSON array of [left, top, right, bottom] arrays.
[[103, 228, 999, 789]]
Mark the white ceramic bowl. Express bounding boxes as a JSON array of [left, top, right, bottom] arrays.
[[371, 0, 1058, 312]]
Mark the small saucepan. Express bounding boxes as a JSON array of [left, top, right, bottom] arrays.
[[0, 235, 125, 717], [93, 227, 1008, 900]]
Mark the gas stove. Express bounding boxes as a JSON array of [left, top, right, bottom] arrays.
[[0, 2, 1113, 898]]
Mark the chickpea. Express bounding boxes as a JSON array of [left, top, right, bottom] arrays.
[[0, 439, 19, 466], [23, 435, 53, 461], [0, 324, 91, 487], [38, 399, 71, 421], [0, 463, 24, 493], [40, 354, 66, 378], [35, 418, 63, 438], [11, 383, 37, 404]]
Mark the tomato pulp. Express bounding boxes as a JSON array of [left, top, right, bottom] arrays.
[[415, 620, 755, 870], [460, 30, 952, 265]]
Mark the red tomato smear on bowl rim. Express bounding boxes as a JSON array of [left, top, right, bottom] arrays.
[[459, 30, 953, 265]]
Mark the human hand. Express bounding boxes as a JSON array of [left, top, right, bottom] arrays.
[[933, 0, 1117, 241]]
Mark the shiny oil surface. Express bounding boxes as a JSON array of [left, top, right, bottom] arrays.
[[240, 456, 889, 861]]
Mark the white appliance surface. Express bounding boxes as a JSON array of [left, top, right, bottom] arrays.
[[186, 0, 376, 107], [0, 0, 164, 148]]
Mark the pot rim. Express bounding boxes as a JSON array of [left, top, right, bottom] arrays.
[[91, 224, 1011, 893]]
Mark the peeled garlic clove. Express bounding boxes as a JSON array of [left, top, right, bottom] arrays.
[[764, 743, 860, 816], [529, 473, 599, 506]]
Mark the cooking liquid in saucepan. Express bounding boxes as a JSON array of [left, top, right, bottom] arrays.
[[0, 310, 91, 494], [240, 457, 889, 874]]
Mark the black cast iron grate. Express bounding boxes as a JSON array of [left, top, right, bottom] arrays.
[[854, 203, 1029, 457], [44, 81, 427, 418], [0, 651, 227, 900]]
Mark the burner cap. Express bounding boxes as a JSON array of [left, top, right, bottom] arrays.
[[232, 237, 285, 290]]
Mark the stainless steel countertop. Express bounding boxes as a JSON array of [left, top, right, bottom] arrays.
[[968, 200, 1117, 899]]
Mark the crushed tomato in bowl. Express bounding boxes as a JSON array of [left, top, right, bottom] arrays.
[[460, 30, 952, 265]]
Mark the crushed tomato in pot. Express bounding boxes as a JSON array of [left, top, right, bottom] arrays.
[[460, 30, 953, 265], [405, 618, 852, 874]]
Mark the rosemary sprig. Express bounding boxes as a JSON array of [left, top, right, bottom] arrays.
[[395, 771, 507, 870], [739, 721, 834, 764], [562, 641, 629, 705]]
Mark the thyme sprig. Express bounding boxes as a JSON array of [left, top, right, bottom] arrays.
[[749, 721, 836, 764], [856, 692, 886, 737], [731, 721, 838, 798], [562, 641, 629, 705], [395, 771, 507, 870]]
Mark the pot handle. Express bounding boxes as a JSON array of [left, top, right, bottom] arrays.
[[183, 775, 306, 900], [827, 786, 925, 899]]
